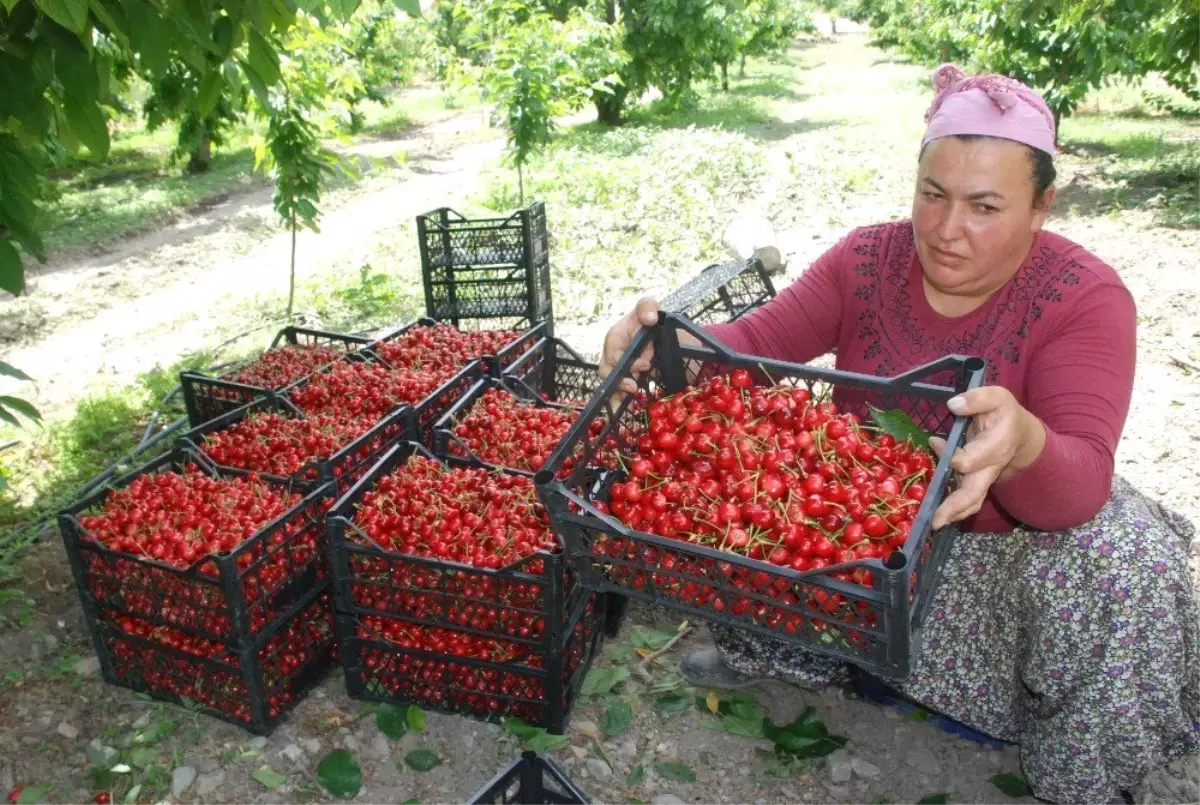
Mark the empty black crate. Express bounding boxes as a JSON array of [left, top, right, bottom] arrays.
[[57, 447, 335, 730], [468, 752, 589, 804], [660, 257, 777, 325], [181, 325, 372, 426], [175, 395, 410, 496], [535, 313, 986, 681], [328, 442, 606, 731], [501, 336, 600, 408], [417, 204, 553, 331]]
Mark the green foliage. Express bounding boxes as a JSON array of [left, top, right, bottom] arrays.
[[316, 749, 362, 798], [464, 0, 626, 197], [0, 0, 423, 296], [255, 84, 347, 318], [848, 0, 1199, 121]]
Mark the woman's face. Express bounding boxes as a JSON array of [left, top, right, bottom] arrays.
[[912, 137, 1054, 299]]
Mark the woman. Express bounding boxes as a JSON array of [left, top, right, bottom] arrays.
[[599, 65, 1199, 803]]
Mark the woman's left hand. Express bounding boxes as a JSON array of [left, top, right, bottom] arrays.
[[928, 386, 1046, 530]]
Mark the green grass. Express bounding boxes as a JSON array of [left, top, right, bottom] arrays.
[[1058, 112, 1199, 229]]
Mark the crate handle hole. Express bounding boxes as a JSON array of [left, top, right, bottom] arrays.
[[885, 550, 907, 571], [964, 357, 985, 373], [533, 469, 555, 486]]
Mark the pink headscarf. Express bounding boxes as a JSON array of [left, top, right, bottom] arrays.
[[921, 64, 1057, 155]]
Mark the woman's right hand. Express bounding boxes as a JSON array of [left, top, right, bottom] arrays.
[[599, 296, 662, 397]]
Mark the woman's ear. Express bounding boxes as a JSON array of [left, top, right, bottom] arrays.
[[1031, 186, 1056, 230]]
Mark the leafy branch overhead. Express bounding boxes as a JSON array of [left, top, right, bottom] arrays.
[[0, 0, 421, 297]]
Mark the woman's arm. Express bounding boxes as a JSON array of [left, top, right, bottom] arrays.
[[988, 282, 1137, 530], [704, 235, 849, 363], [599, 235, 853, 391]]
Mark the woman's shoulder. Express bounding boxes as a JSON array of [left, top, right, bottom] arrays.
[[1030, 229, 1129, 293]]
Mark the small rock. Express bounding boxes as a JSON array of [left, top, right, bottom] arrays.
[[1, 761, 13, 792], [651, 796, 685, 805], [281, 744, 305, 764], [827, 749, 852, 784], [57, 722, 80, 740], [904, 747, 942, 776], [171, 766, 197, 797], [882, 707, 902, 720], [823, 783, 851, 800], [617, 740, 638, 762], [371, 733, 391, 760], [571, 720, 602, 741], [196, 770, 225, 797], [343, 735, 360, 752], [44, 635, 59, 653], [73, 656, 101, 676], [87, 740, 119, 768], [851, 757, 881, 779], [194, 754, 221, 774], [988, 750, 1005, 769], [655, 743, 670, 754], [586, 758, 613, 783], [247, 736, 269, 751], [132, 713, 151, 730], [303, 739, 321, 755], [31, 643, 43, 664], [569, 746, 588, 761]]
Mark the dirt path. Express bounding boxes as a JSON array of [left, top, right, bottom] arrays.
[[0, 111, 503, 418]]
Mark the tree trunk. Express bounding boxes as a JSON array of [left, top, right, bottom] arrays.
[[831, 18, 837, 36], [287, 216, 297, 319], [720, 62, 729, 92], [739, 54, 746, 78], [517, 164, 525, 206], [595, 84, 627, 126], [187, 132, 212, 174]]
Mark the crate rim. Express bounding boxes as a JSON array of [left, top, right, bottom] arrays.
[[59, 444, 332, 576], [327, 441, 566, 584], [536, 311, 985, 570], [466, 751, 590, 805], [176, 393, 412, 490], [431, 375, 577, 478]]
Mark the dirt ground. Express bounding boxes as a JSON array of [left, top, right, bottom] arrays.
[[1, 29, 1198, 805]]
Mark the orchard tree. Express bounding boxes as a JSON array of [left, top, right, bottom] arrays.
[[468, 0, 626, 199]]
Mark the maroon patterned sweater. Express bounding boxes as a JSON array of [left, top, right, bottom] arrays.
[[707, 220, 1136, 534]]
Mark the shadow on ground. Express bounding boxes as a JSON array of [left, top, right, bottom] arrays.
[[1059, 136, 1199, 229]]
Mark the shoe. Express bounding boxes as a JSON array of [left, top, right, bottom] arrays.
[[679, 648, 769, 690]]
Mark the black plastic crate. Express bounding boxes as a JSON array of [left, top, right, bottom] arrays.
[[417, 204, 553, 332], [327, 442, 608, 731], [660, 257, 777, 326], [175, 395, 411, 496], [432, 376, 585, 479], [97, 583, 337, 734], [181, 325, 372, 425], [535, 313, 986, 681], [468, 751, 589, 805], [502, 336, 600, 409], [58, 446, 332, 652]]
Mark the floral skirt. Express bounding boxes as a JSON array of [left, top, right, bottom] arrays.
[[710, 476, 1200, 803]]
